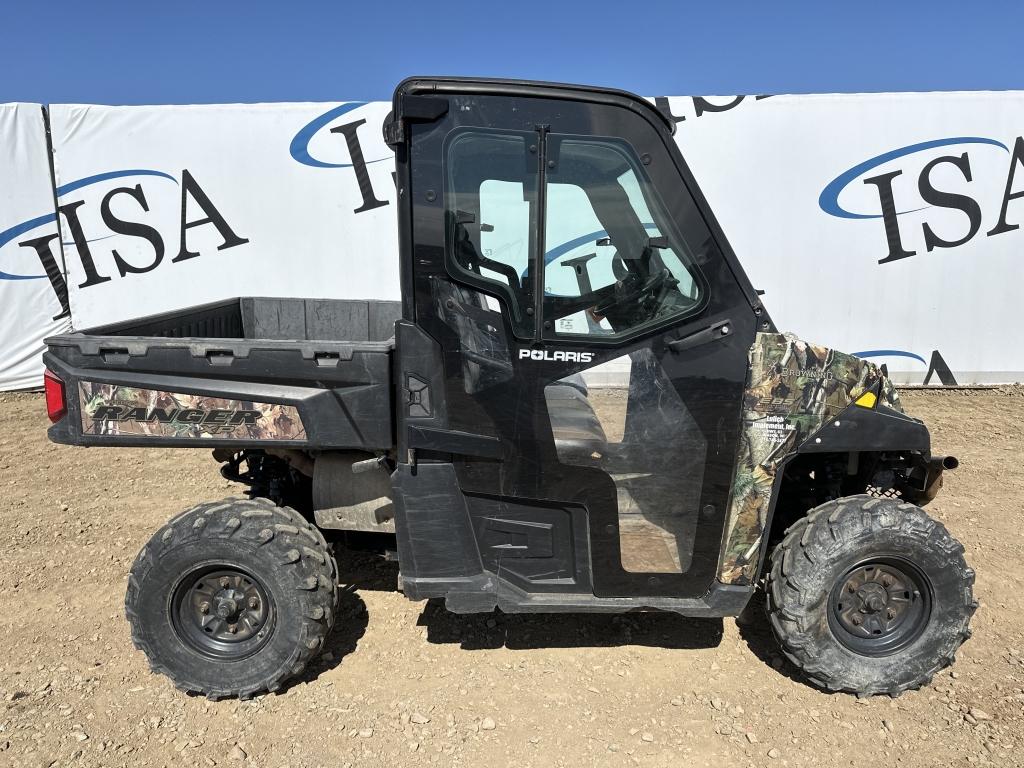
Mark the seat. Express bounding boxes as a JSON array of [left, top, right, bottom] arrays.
[[545, 374, 608, 462]]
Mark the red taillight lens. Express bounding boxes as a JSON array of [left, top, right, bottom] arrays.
[[43, 369, 67, 423]]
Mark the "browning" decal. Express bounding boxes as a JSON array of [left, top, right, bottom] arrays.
[[79, 382, 306, 441]]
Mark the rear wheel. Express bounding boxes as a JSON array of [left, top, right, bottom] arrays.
[[766, 494, 975, 696], [126, 497, 337, 699]]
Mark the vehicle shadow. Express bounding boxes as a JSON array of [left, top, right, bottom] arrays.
[[279, 548, 398, 692], [417, 598, 723, 651], [279, 547, 396, 690], [291, 544, 819, 688], [325, 546, 725, 656], [286, 584, 370, 691], [734, 589, 807, 687], [332, 545, 400, 592]]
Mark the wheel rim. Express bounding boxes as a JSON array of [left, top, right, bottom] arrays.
[[827, 557, 932, 657], [171, 565, 275, 660]]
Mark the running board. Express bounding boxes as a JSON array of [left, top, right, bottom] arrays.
[[402, 574, 754, 618]]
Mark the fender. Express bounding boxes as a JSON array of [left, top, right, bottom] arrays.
[[797, 402, 930, 455], [741, 403, 946, 584]]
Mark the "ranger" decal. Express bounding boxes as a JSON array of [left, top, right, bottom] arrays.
[[91, 405, 261, 434], [79, 382, 306, 440]]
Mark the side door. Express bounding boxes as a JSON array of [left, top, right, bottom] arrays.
[[400, 83, 765, 599]]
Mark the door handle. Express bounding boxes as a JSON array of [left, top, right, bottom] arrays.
[[667, 319, 732, 354]]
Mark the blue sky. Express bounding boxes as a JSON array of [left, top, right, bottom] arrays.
[[3, 1, 1022, 104]]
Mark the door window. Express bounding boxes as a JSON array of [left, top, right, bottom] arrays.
[[543, 138, 704, 339], [445, 130, 537, 337], [544, 349, 706, 573]]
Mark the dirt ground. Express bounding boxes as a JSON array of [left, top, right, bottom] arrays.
[[1, 387, 1023, 768]]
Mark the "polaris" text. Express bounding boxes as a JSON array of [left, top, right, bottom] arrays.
[[518, 349, 595, 363]]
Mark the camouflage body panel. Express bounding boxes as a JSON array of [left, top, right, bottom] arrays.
[[79, 382, 306, 441], [718, 333, 902, 585]]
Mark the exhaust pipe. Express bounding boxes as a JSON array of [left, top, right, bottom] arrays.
[[921, 455, 958, 503]]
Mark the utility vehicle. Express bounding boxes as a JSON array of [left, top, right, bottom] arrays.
[[43, 77, 975, 699]]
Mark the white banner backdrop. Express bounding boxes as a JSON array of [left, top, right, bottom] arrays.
[[3, 91, 1020, 388], [48, 101, 400, 328], [660, 92, 1024, 385], [0, 104, 71, 391]]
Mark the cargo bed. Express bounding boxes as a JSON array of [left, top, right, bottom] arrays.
[[44, 297, 401, 450]]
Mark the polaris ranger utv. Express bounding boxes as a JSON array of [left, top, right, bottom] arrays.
[[42, 77, 974, 699]]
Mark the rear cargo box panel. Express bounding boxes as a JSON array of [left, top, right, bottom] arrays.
[[43, 298, 397, 450]]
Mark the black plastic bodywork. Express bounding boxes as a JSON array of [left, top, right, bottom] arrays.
[[799, 403, 952, 506], [386, 77, 779, 614], [801, 403, 930, 456], [743, 400, 943, 581], [44, 298, 400, 450]]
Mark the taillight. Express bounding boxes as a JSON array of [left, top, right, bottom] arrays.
[[43, 369, 67, 423]]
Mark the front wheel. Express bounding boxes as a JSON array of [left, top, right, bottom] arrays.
[[766, 495, 976, 696], [126, 497, 338, 699]]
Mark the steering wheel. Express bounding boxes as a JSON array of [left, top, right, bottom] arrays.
[[593, 268, 671, 316]]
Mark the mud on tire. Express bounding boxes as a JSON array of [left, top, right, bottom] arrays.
[[125, 497, 338, 699], [766, 494, 976, 697]]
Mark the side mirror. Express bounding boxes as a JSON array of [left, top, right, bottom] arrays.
[[596, 237, 612, 247], [480, 223, 494, 232]]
